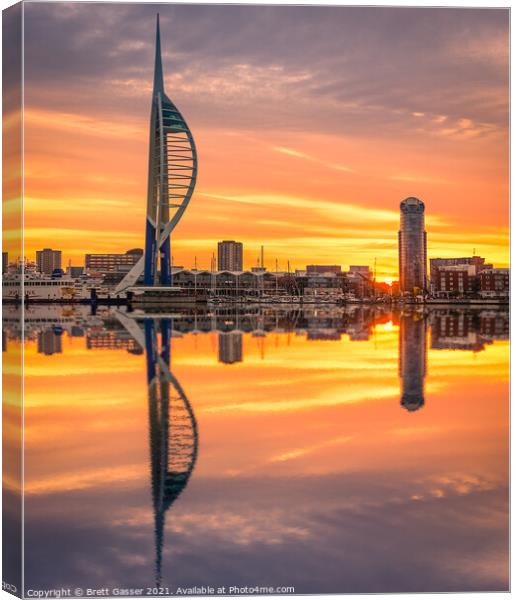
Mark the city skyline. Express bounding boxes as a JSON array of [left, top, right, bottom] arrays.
[[13, 4, 508, 282], [10, 240, 508, 296]]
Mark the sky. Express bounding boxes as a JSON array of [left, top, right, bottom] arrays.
[[16, 2, 510, 280]]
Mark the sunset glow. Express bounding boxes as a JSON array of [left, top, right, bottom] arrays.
[[23, 323, 508, 494], [13, 4, 509, 280]]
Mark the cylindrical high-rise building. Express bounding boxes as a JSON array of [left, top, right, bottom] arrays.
[[398, 197, 427, 294]]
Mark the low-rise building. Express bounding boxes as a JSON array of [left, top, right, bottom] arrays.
[[430, 256, 491, 279], [433, 264, 478, 298], [429, 256, 492, 295], [66, 266, 84, 278], [349, 265, 372, 278], [479, 268, 509, 298], [85, 248, 143, 273], [343, 267, 374, 300], [306, 265, 342, 275]]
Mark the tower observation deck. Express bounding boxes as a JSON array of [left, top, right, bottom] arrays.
[[116, 15, 197, 294]]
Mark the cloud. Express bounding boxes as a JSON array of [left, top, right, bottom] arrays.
[[274, 146, 310, 159], [199, 192, 400, 224], [22, 4, 508, 138], [274, 146, 353, 172], [24, 470, 509, 592]]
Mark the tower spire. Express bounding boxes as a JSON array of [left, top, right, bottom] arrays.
[[153, 14, 164, 93], [114, 14, 198, 295]]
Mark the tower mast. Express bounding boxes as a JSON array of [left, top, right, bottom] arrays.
[[115, 15, 197, 294]]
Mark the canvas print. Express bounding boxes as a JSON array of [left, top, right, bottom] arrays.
[[2, 2, 509, 597]]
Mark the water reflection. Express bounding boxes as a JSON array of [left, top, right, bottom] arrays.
[[430, 309, 509, 351], [3, 304, 509, 593], [37, 328, 63, 356], [399, 311, 426, 412], [5, 305, 509, 418], [218, 333, 243, 364], [110, 311, 199, 586], [141, 318, 198, 587]]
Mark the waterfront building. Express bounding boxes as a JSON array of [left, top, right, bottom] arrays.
[[66, 266, 84, 278], [306, 265, 342, 275], [398, 197, 427, 294], [85, 249, 143, 273], [479, 268, 510, 298], [36, 248, 62, 275], [302, 272, 343, 300], [349, 265, 372, 278], [429, 256, 491, 284], [218, 241, 243, 271], [344, 267, 373, 299], [432, 264, 478, 298], [2, 252, 8, 274]]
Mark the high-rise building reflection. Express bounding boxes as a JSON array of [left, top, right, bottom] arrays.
[[37, 329, 62, 355], [218, 332, 243, 364], [143, 318, 198, 586], [398, 311, 427, 412]]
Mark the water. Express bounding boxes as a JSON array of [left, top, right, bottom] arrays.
[[4, 304, 509, 594]]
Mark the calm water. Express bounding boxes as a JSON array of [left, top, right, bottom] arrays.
[[4, 304, 509, 594]]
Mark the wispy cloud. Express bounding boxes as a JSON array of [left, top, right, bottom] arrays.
[[273, 146, 353, 172], [274, 146, 310, 159], [25, 108, 144, 140], [199, 191, 398, 224]]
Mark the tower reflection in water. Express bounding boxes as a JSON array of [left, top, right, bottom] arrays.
[[143, 318, 198, 586], [398, 311, 427, 412]]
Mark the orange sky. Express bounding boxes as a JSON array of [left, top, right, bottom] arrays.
[[5, 4, 510, 281]]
